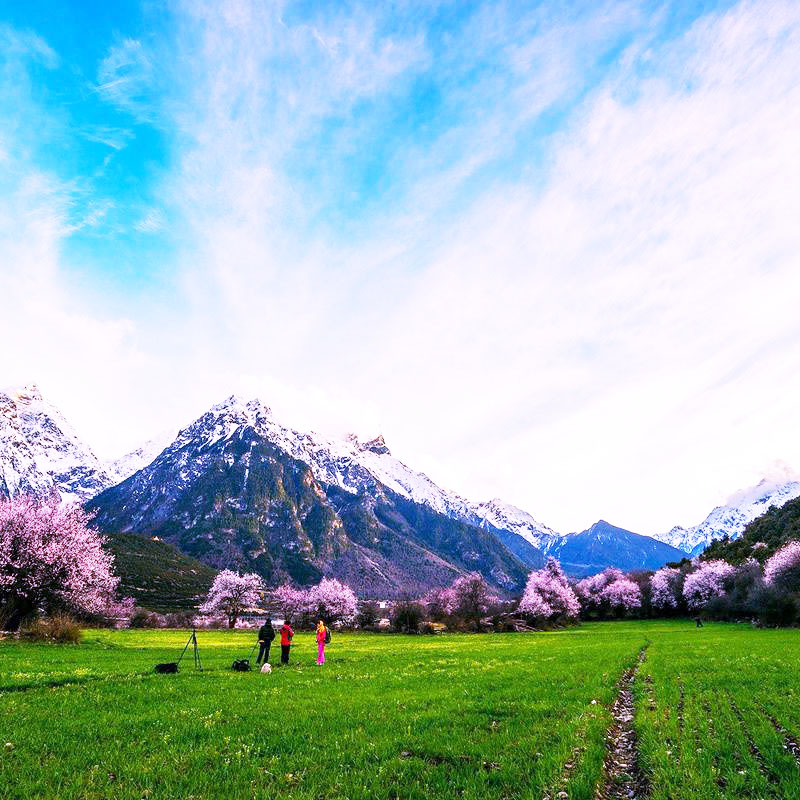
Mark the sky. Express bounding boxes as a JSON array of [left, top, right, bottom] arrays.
[[1, 0, 800, 536]]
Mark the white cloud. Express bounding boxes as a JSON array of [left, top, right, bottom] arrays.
[[3, 0, 800, 538]]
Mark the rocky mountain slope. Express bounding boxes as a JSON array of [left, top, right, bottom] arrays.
[[0, 384, 113, 503], [87, 396, 530, 596], [651, 478, 800, 555]]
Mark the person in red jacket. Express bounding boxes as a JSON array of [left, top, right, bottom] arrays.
[[280, 620, 294, 665]]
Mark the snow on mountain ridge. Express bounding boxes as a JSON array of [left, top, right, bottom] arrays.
[[0, 384, 112, 503], [652, 479, 800, 555], [106, 429, 178, 485], [471, 498, 559, 550]]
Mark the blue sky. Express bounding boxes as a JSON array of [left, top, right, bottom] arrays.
[[2, 0, 799, 533]]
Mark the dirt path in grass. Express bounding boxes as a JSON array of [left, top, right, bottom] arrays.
[[594, 646, 650, 800]]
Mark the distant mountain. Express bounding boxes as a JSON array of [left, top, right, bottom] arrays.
[[539, 520, 686, 576], [0, 384, 113, 503], [105, 430, 176, 485], [471, 498, 558, 550], [701, 493, 800, 566], [652, 478, 800, 555], [87, 396, 529, 596]]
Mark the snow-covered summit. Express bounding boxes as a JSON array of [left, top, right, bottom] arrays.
[[652, 477, 800, 555], [106, 428, 177, 485], [0, 384, 113, 503], [471, 498, 558, 550]]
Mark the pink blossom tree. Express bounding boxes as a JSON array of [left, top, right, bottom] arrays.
[[0, 496, 127, 630], [306, 577, 358, 625], [448, 572, 498, 621], [602, 576, 642, 614], [519, 557, 580, 621], [682, 560, 735, 610], [575, 568, 623, 616], [764, 541, 800, 593], [421, 586, 456, 620], [650, 567, 682, 611], [271, 584, 309, 621], [199, 569, 264, 628]]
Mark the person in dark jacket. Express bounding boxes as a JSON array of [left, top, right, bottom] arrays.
[[256, 621, 275, 665], [280, 620, 294, 665]]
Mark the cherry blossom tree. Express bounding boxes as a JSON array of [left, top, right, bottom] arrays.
[[448, 572, 498, 621], [271, 584, 309, 621], [519, 557, 580, 621], [306, 577, 358, 625], [602, 576, 642, 614], [650, 567, 683, 611], [421, 586, 456, 620], [764, 541, 800, 594], [575, 568, 623, 615], [0, 496, 127, 630], [682, 560, 735, 610], [199, 570, 264, 628]]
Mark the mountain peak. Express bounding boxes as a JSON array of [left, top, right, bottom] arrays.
[[4, 383, 43, 402], [361, 434, 390, 456]]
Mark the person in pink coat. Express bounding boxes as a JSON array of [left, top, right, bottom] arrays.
[[315, 620, 329, 665]]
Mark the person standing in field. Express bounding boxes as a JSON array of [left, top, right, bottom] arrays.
[[316, 620, 329, 665], [280, 620, 294, 665], [256, 620, 275, 665]]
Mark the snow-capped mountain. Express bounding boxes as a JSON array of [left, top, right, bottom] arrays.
[[652, 478, 800, 555], [470, 498, 559, 550], [163, 394, 480, 520], [105, 429, 176, 485], [88, 394, 528, 594], [0, 385, 113, 503]]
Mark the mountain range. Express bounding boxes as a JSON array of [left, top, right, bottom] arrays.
[[1, 384, 797, 596]]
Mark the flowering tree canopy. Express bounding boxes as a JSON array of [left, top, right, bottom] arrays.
[[271, 584, 308, 620], [650, 567, 682, 610], [306, 578, 358, 624], [0, 496, 126, 630], [764, 541, 800, 593], [602, 577, 642, 612], [682, 560, 734, 610], [519, 557, 580, 620], [422, 586, 456, 619], [574, 568, 641, 616], [448, 572, 498, 620], [199, 570, 264, 628], [271, 578, 358, 625]]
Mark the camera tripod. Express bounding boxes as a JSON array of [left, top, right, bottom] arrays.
[[176, 628, 203, 671]]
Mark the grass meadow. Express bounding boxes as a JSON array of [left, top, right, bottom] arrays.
[[1, 621, 799, 799]]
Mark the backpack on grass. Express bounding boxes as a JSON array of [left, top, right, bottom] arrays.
[[155, 662, 178, 674]]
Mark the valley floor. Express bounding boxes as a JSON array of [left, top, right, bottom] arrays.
[[1, 621, 799, 799]]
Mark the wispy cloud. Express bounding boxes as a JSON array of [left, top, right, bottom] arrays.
[[134, 208, 165, 233], [96, 38, 155, 121], [80, 125, 135, 151], [3, 0, 800, 534]]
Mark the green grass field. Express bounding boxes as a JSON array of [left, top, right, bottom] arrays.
[[1, 621, 799, 799]]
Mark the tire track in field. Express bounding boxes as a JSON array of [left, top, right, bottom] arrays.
[[728, 698, 780, 787], [761, 708, 800, 768], [594, 646, 650, 800], [541, 742, 585, 800], [700, 699, 728, 791]]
